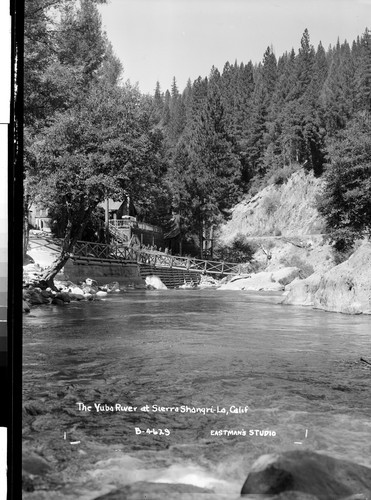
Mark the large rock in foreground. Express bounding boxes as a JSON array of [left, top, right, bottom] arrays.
[[283, 242, 371, 314], [241, 450, 371, 499]]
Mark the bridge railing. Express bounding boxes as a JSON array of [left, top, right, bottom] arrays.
[[72, 240, 245, 275], [72, 240, 137, 261], [134, 250, 245, 275]]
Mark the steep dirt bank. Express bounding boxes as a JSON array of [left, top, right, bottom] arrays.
[[218, 170, 334, 274], [218, 170, 326, 243]]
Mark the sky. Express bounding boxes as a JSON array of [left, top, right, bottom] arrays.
[[98, 0, 371, 95]]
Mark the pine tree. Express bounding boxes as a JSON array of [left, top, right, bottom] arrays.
[[322, 40, 355, 134], [169, 75, 241, 256], [318, 113, 371, 249], [354, 28, 371, 112]]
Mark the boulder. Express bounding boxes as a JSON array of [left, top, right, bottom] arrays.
[[82, 284, 98, 294], [96, 290, 108, 297], [282, 272, 322, 307], [51, 298, 65, 306], [54, 280, 75, 289], [145, 275, 167, 290], [23, 254, 35, 265], [22, 452, 51, 476], [219, 272, 284, 291], [23, 288, 49, 305], [55, 292, 71, 303], [68, 293, 85, 301], [283, 242, 371, 314], [241, 450, 371, 499], [272, 267, 302, 286], [68, 286, 85, 296], [85, 278, 98, 286], [23, 263, 42, 274], [313, 242, 371, 314], [101, 281, 120, 292]]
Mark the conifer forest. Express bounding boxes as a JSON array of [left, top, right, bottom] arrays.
[[25, 0, 371, 267]]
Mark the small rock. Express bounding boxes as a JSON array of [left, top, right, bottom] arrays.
[[22, 452, 51, 476], [69, 293, 85, 301], [23, 403, 44, 416], [101, 281, 120, 292], [23, 289, 49, 305], [52, 298, 65, 306], [85, 278, 98, 286], [69, 286, 85, 295], [55, 292, 71, 303], [82, 284, 98, 294]]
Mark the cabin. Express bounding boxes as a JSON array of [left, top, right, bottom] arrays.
[[98, 198, 164, 248], [28, 204, 52, 232]]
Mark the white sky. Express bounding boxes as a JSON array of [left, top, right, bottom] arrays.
[[99, 0, 371, 95]]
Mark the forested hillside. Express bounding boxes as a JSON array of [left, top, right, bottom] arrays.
[[153, 28, 371, 254], [24, 0, 371, 268]]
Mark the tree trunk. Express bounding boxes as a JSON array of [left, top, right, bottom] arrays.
[[23, 198, 31, 261], [40, 217, 86, 285], [199, 225, 204, 260], [40, 250, 71, 287]]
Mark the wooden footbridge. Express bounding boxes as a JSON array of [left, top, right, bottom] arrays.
[[71, 240, 248, 276]]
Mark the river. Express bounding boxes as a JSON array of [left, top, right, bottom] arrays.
[[23, 289, 371, 499]]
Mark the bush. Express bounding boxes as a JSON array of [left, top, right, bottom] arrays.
[[279, 255, 315, 278], [331, 239, 362, 265], [261, 192, 280, 216], [215, 234, 258, 263], [268, 163, 301, 186]]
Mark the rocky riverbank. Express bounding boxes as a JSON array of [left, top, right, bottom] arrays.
[[23, 262, 123, 312], [217, 241, 371, 315]]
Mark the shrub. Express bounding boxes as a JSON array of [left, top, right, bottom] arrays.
[[215, 233, 258, 263], [279, 255, 315, 278], [266, 162, 301, 186], [331, 239, 362, 265], [261, 192, 280, 216]]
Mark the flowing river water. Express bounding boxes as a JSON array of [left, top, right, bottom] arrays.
[[23, 289, 371, 499]]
